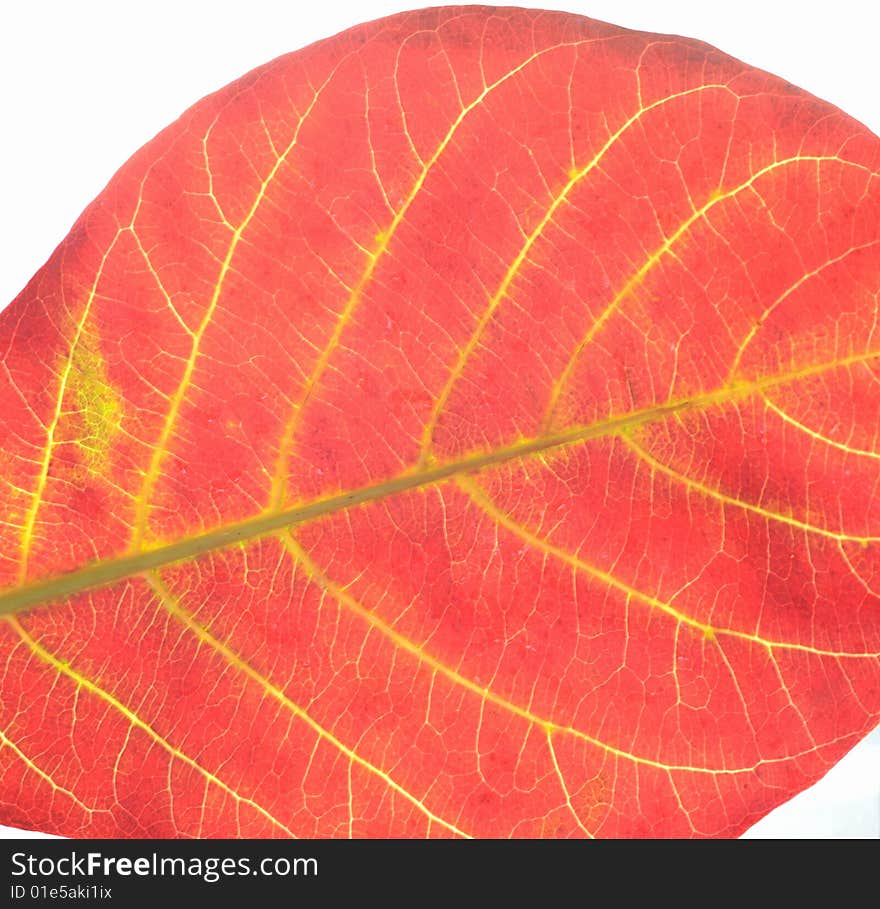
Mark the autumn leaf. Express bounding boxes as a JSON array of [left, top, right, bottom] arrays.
[[1, 6, 879, 839]]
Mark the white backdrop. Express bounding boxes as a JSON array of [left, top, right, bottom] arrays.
[[1, 0, 878, 838]]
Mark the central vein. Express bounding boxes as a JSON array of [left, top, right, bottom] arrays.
[[2, 350, 873, 619]]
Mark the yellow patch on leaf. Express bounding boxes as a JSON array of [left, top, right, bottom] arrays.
[[67, 333, 122, 473]]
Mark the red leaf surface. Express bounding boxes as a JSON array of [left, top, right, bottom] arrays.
[[1, 6, 879, 838]]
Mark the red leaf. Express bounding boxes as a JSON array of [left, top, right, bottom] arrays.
[[1, 6, 878, 838]]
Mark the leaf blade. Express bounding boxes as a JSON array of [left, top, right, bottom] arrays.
[[1, 6, 879, 838]]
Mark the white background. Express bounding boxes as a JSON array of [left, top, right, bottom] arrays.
[[0, 1, 877, 838]]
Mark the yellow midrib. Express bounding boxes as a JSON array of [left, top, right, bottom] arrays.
[[1, 348, 876, 618]]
